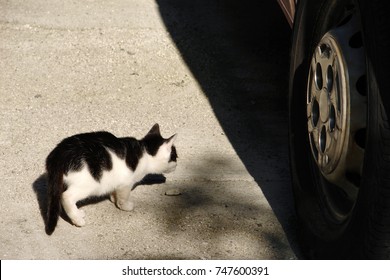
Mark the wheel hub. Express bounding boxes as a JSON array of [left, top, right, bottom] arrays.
[[307, 35, 348, 174], [306, 14, 367, 205]]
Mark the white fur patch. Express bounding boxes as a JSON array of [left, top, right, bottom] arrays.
[[62, 145, 176, 201], [63, 150, 151, 197]]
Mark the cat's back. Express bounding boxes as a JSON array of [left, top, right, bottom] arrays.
[[46, 131, 126, 176], [48, 131, 122, 157], [58, 131, 119, 147]]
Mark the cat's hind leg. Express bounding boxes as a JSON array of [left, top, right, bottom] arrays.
[[61, 187, 89, 227], [111, 186, 134, 211]]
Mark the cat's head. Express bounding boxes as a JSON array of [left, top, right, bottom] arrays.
[[142, 123, 178, 174]]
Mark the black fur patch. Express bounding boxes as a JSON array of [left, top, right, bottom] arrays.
[[120, 137, 143, 171], [46, 131, 142, 182], [141, 129, 165, 156]]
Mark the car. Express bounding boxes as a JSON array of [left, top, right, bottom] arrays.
[[278, 0, 390, 259]]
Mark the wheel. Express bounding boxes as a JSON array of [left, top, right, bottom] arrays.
[[289, 0, 390, 259]]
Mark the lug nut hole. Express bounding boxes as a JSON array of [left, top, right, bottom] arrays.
[[320, 126, 327, 153], [355, 128, 366, 149], [356, 75, 367, 96], [312, 99, 320, 127], [315, 63, 323, 90], [349, 31, 363, 49]]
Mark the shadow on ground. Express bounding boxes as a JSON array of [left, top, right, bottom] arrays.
[[32, 166, 295, 259], [156, 0, 301, 256], [32, 173, 167, 229]]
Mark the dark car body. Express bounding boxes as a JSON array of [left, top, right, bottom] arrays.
[[277, 0, 296, 26]]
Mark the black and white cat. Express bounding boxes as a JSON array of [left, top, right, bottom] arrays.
[[45, 124, 177, 235]]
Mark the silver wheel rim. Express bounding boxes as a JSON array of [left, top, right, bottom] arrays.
[[306, 14, 367, 220]]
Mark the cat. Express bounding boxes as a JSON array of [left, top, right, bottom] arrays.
[[44, 123, 177, 235]]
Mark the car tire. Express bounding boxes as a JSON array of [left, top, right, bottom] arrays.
[[289, 0, 390, 259]]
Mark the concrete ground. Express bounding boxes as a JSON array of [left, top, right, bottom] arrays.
[[0, 0, 299, 259]]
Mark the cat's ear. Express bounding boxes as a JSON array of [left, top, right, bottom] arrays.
[[165, 134, 177, 147], [145, 123, 161, 137]]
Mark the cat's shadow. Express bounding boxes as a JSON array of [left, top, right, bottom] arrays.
[[32, 173, 166, 226]]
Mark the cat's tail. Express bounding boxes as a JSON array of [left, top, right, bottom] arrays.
[[45, 163, 64, 235]]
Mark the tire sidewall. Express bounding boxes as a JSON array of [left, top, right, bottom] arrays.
[[354, 0, 390, 259]]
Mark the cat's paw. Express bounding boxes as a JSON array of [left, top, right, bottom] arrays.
[[117, 200, 134, 212], [71, 216, 86, 227], [69, 210, 86, 227], [109, 193, 116, 203]]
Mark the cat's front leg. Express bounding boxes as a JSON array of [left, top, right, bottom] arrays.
[[112, 186, 134, 211], [61, 189, 86, 227]]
